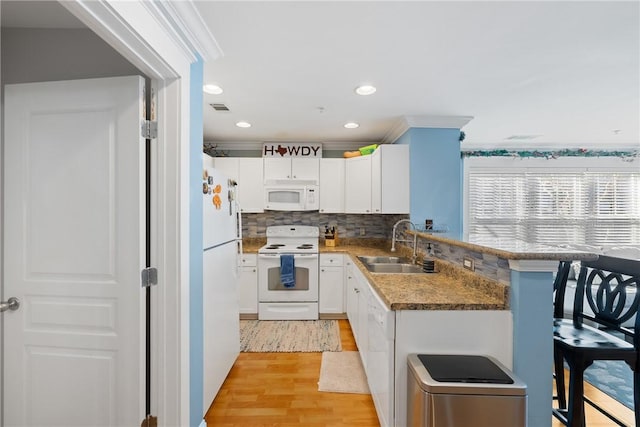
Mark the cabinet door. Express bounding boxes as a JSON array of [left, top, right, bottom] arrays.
[[291, 158, 319, 181], [371, 149, 382, 213], [212, 157, 239, 181], [263, 158, 291, 180], [345, 155, 372, 213], [238, 254, 257, 314], [346, 263, 359, 337], [238, 158, 264, 212], [319, 266, 345, 314], [356, 273, 370, 368], [238, 265, 258, 314], [379, 144, 410, 213], [319, 159, 345, 213]]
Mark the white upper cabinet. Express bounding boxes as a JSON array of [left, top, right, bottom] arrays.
[[319, 158, 345, 213], [215, 146, 407, 215], [345, 145, 409, 214], [211, 157, 238, 181], [264, 157, 319, 182], [374, 144, 410, 214], [238, 158, 264, 212], [213, 157, 264, 213], [345, 155, 373, 213]]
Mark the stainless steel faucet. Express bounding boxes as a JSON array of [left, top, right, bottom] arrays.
[[391, 219, 418, 263]]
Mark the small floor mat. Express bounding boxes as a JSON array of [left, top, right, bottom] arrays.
[[318, 351, 370, 394]]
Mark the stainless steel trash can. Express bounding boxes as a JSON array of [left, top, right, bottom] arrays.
[[407, 354, 527, 427]]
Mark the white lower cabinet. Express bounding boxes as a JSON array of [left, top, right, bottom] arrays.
[[319, 254, 345, 314], [238, 254, 257, 315], [346, 255, 514, 427], [345, 259, 370, 367]]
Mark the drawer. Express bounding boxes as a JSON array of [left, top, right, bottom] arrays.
[[320, 253, 344, 266], [239, 253, 257, 267]]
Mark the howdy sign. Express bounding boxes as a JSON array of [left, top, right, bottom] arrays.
[[262, 143, 322, 158]]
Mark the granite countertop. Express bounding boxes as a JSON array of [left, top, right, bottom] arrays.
[[413, 231, 599, 261], [242, 238, 509, 311]]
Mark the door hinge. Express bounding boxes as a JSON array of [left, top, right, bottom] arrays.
[[141, 267, 158, 288], [141, 120, 158, 139]]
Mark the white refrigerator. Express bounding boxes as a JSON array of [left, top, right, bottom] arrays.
[[202, 154, 241, 412]]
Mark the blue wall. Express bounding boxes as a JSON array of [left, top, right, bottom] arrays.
[[396, 128, 462, 238], [189, 56, 204, 427], [510, 269, 554, 427]]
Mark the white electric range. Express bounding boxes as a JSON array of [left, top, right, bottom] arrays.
[[257, 225, 319, 320]]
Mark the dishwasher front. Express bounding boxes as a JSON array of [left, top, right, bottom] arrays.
[[407, 354, 527, 427]]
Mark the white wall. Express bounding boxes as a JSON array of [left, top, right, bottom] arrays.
[[1, 28, 141, 84]]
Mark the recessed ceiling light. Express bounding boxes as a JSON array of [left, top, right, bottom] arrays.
[[355, 85, 376, 96], [203, 84, 223, 95], [344, 122, 359, 129], [236, 121, 251, 128]]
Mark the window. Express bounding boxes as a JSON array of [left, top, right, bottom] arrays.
[[464, 157, 640, 246]]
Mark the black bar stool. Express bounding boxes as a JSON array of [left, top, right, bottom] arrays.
[[552, 255, 639, 427]]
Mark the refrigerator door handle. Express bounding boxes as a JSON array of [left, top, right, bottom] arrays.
[[235, 200, 242, 278]]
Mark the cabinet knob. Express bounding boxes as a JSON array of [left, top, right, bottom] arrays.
[[252, 269, 256, 272], [321, 269, 325, 272]]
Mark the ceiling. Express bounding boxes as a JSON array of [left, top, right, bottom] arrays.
[[3, 1, 639, 149]]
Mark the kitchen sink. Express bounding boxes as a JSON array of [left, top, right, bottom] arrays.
[[357, 256, 410, 264], [365, 263, 424, 273], [363, 263, 425, 274], [357, 255, 424, 273]]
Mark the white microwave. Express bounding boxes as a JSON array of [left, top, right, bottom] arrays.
[[264, 185, 319, 211]]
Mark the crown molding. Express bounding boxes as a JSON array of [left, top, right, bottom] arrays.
[[143, 1, 222, 62], [383, 115, 475, 144]]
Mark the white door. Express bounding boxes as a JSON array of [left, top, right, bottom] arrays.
[[3, 76, 146, 427]]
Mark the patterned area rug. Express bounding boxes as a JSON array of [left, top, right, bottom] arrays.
[[584, 360, 634, 410], [318, 351, 370, 394], [239, 320, 342, 352]]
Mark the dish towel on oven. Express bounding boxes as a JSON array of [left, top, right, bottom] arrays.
[[280, 254, 296, 288]]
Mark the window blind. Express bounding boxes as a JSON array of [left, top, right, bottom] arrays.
[[467, 170, 640, 246]]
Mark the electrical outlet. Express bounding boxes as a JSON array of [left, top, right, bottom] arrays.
[[360, 227, 366, 236], [463, 256, 475, 271]]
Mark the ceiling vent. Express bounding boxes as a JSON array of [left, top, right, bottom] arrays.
[[210, 103, 230, 112]]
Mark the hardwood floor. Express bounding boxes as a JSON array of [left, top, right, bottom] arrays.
[[552, 370, 635, 427], [206, 319, 634, 426], [205, 320, 379, 426]]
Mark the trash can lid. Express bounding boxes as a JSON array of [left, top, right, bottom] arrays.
[[407, 354, 527, 396], [418, 354, 513, 384]]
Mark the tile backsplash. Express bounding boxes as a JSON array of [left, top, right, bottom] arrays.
[[413, 237, 512, 286], [241, 212, 408, 239]]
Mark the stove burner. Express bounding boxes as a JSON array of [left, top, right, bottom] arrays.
[[297, 244, 314, 249], [265, 244, 285, 250]]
